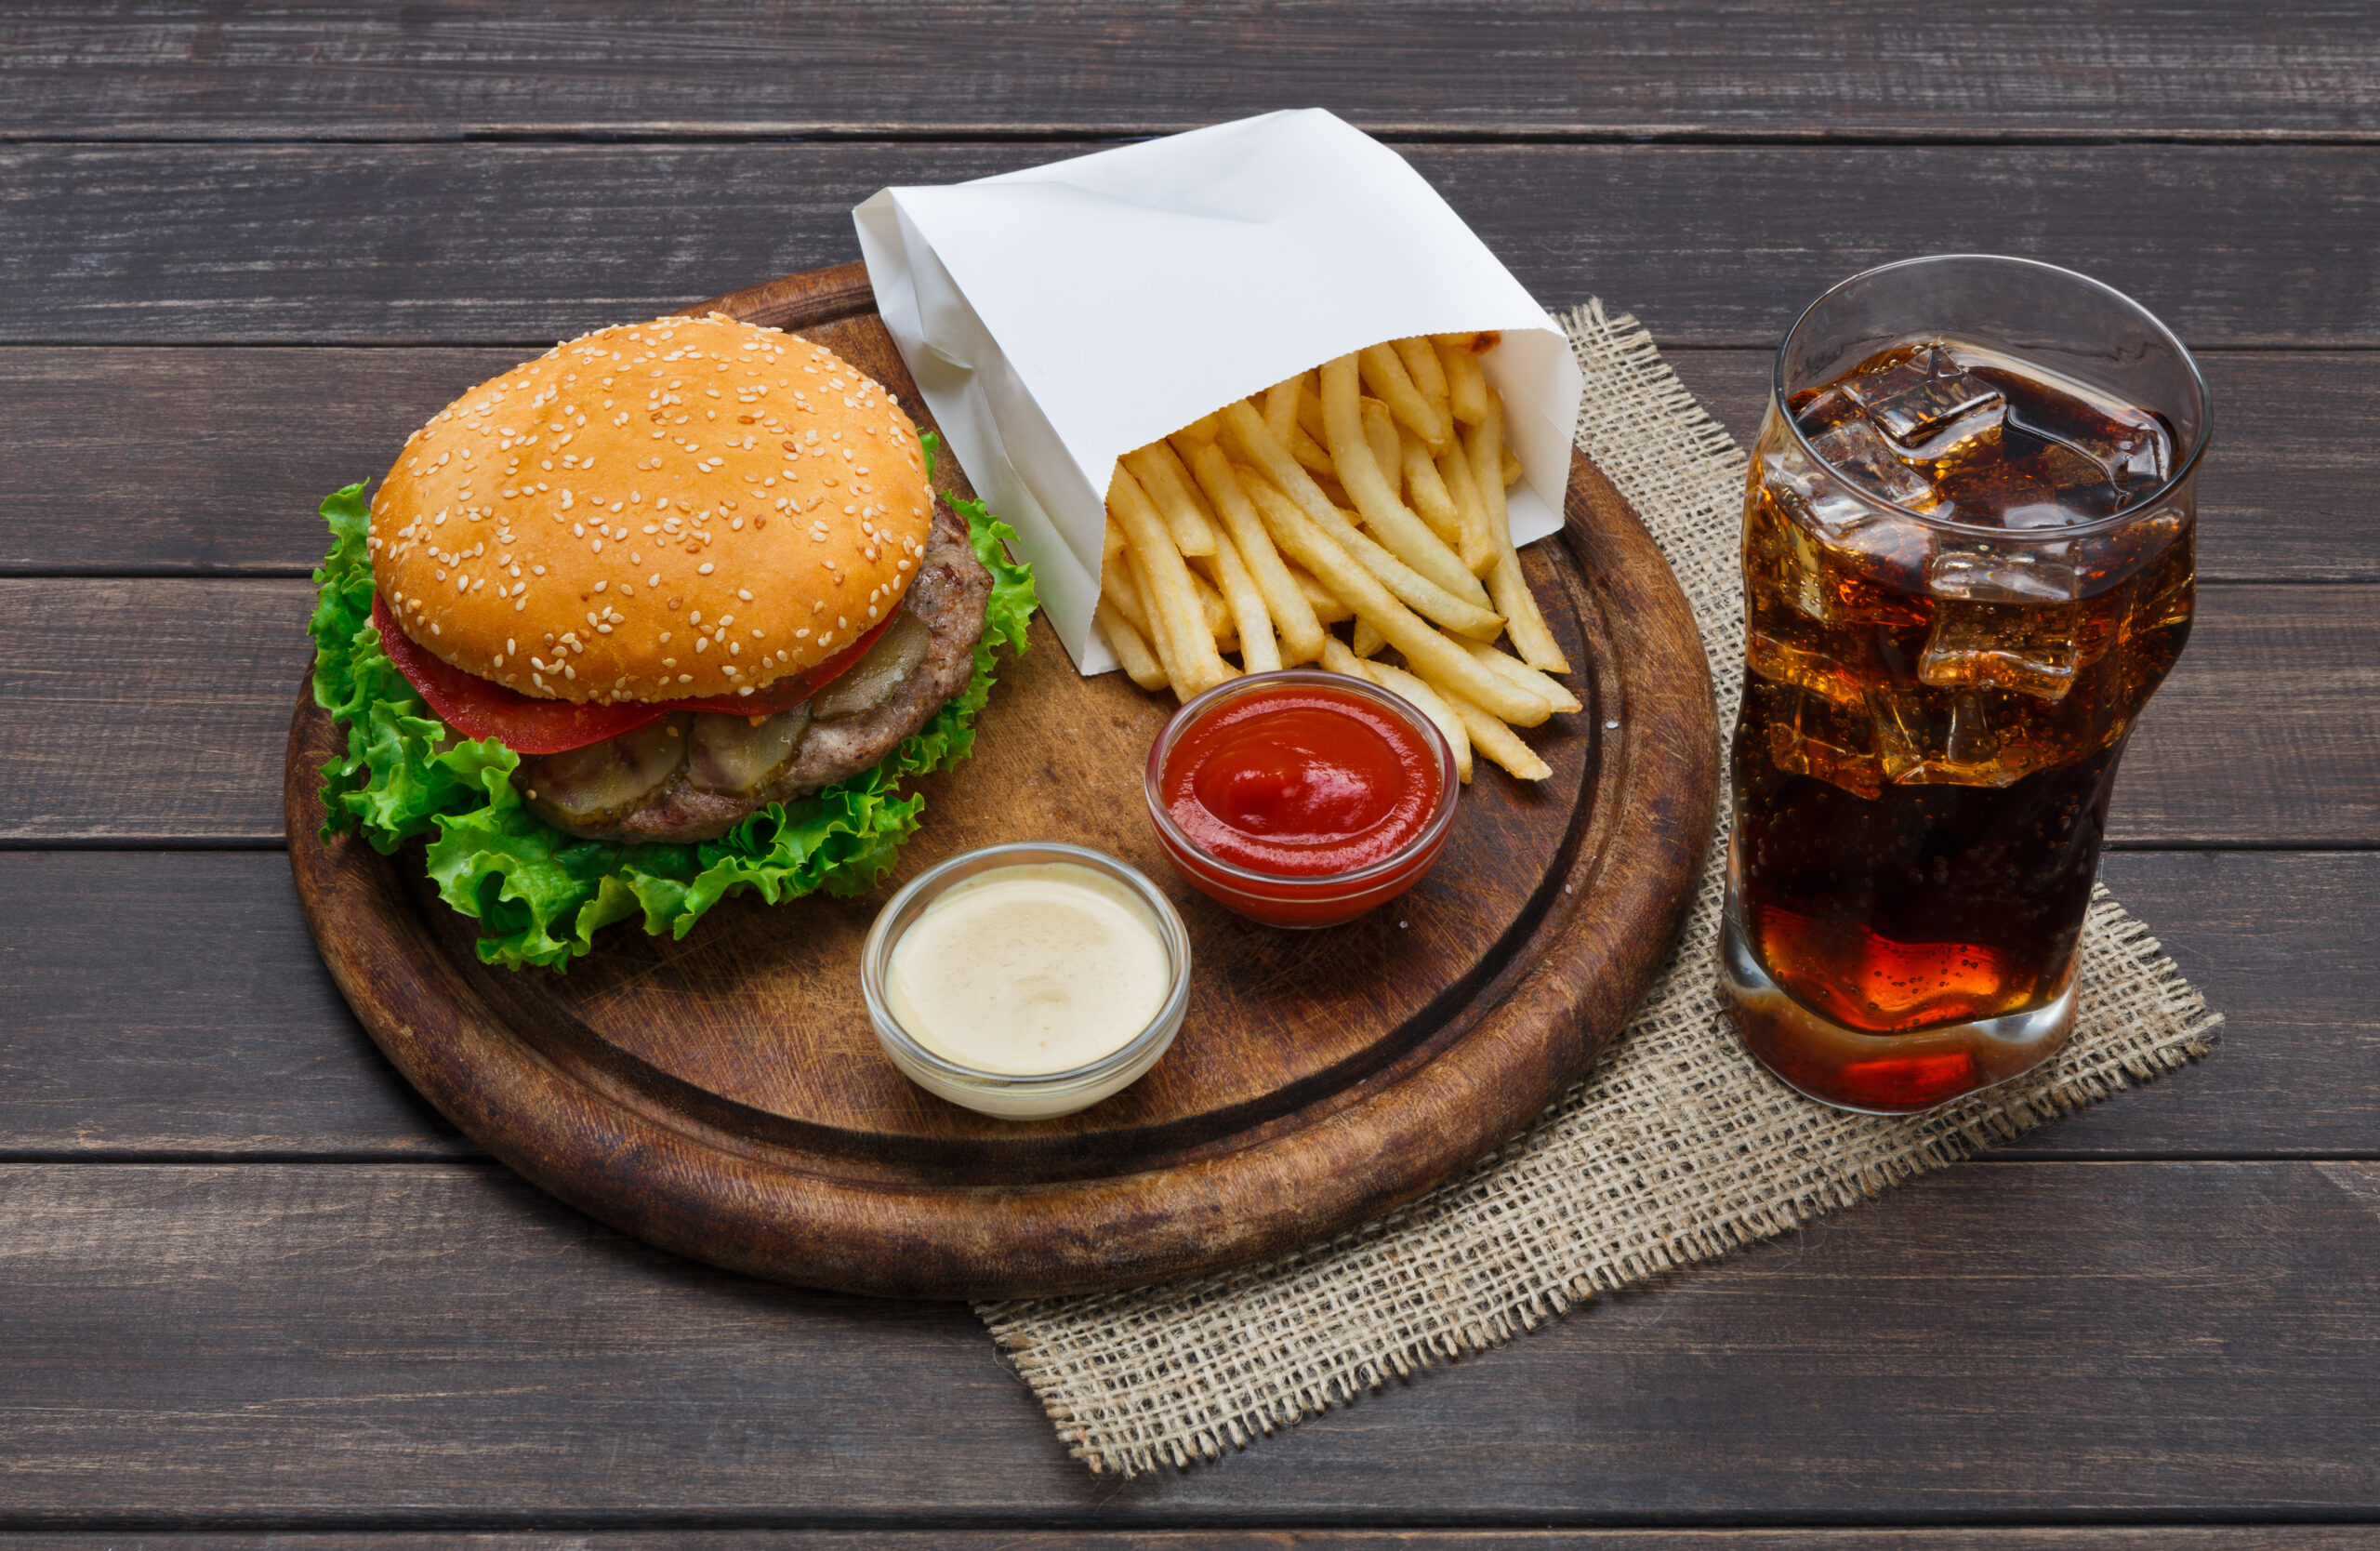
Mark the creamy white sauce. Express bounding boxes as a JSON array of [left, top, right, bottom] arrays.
[[885, 862, 1171, 1076]]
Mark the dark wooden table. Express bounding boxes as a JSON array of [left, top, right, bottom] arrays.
[[5, 6, 2378, 1544]]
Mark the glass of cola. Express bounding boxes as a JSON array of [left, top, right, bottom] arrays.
[[1722, 256, 2211, 1113]]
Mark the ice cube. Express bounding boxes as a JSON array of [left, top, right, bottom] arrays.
[[1746, 607, 1870, 709], [1868, 684, 2036, 788], [1792, 384, 1859, 436], [2030, 439, 2123, 520], [1931, 456, 2071, 529], [1918, 596, 2087, 701], [1808, 415, 1939, 510], [1762, 683, 1882, 800], [1842, 351, 2007, 465], [1926, 539, 2084, 603], [1763, 437, 1893, 536]]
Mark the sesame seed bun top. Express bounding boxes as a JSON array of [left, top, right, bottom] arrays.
[[367, 313, 935, 704]]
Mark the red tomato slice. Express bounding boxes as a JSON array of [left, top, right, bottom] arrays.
[[372, 594, 668, 753], [371, 597, 902, 753]]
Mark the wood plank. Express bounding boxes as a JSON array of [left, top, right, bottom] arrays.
[[0, 853, 466, 1159], [2001, 851, 2380, 1158], [2, 1, 2373, 142], [7, 1532, 2380, 1549], [0, 579, 315, 844], [4, 580, 2368, 847], [2112, 585, 2380, 847], [0, 1160, 2373, 1521], [4, 144, 2375, 347], [8, 350, 2373, 585], [3, 850, 2370, 1162]]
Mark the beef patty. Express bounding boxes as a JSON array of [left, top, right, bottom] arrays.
[[518, 502, 993, 844]]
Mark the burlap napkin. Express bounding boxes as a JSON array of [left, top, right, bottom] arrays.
[[978, 301, 2222, 1476]]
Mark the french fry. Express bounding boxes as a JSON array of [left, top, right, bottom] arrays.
[[1359, 342, 1450, 452], [1125, 541, 1191, 699], [1431, 679, 1554, 781], [1462, 636, 1582, 713], [1315, 357, 1496, 612], [1468, 391, 1571, 673], [1393, 335, 1450, 421], [1263, 375, 1302, 444], [1319, 637, 1474, 782], [1097, 599, 1170, 693], [1318, 634, 1368, 679], [1435, 335, 1490, 426], [1178, 434, 1328, 665], [1435, 435, 1496, 577], [1361, 657, 1473, 784], [1221, 403, 1503, 640], [1103, 331, 1572, 789], [1288, 563, 1353, 623], [1183, 559, 1230, 640], [1102, 534, 1154, 638], [1209, 528, 1280, 673], [1262, 378, 1333, 477], [1122, 443, 1218, 559], [1294, 382, 1329, 446], [1326, 497, 1503, 640], [1109, 463, 1235, 695], [1361, 398, 1402, 504], [1236, 471, 1550, 726], [1402, 426, 1462, 549]]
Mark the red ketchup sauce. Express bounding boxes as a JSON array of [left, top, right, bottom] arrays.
[[1162, 686, 1436, 874], [1148, 676, 1454, 927]]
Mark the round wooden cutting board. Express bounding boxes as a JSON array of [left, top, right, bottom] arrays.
[[285, 264, 1719, 1299]]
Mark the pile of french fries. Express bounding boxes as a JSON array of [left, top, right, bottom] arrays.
[[1096, 332, 1580, 782]]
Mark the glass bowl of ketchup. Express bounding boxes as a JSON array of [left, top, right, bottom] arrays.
[[1144, 669, 1460, 929]]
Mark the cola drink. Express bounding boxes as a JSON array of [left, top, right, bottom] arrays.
[[1722, 259, 2207, 1114]]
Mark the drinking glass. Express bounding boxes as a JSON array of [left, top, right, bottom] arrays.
[[1721, 256, 2211, 1114]]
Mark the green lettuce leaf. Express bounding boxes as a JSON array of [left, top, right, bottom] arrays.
[[309, 434, 1037, 970]]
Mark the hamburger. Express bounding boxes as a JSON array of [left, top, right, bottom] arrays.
[[309, 312, 1036, 969]]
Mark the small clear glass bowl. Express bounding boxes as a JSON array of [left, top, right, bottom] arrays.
[[860, 842, 1193, 1120], [1144, 669, 1461, 929]]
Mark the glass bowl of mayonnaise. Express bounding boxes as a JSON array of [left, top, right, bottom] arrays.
[[860, 842, 1193, 1120]]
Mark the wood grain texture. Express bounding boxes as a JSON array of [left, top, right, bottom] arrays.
[[0, 7, 2372, 1530], [275, 264, 1716, 1297], [4, 580, 2366, 847], [11, 349, 2376, 585], [2, 1, 2373, 142], [1, 1160, 2374, 1521], [2, 849, 2373, 1163], [6, 144, 2377, 347], [0, 853, 465, 1159]]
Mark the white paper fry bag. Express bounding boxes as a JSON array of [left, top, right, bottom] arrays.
[[853, 108, 1584, 672]]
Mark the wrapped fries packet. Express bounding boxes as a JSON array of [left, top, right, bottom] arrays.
[[855, 109, 1584, 672]]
